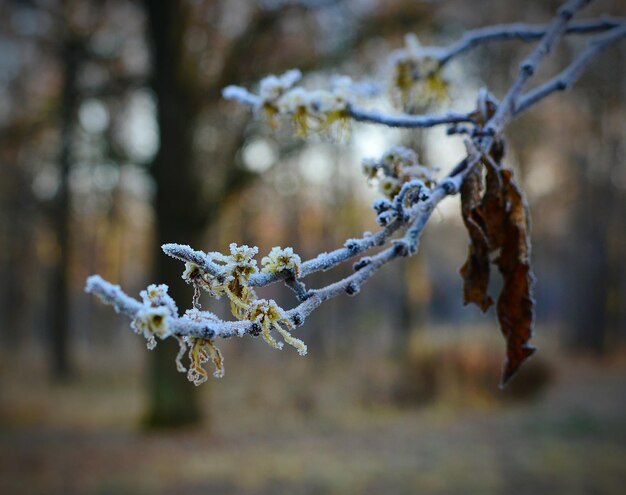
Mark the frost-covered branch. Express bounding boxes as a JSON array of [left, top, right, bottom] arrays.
[[346, 105, 473, 128], [437, 17, 624, 65], [162, 243, 225, 278], [485, 0, 592, 135], [223, 83, 474, 130], [248, 217, 403, 288], [163, 216, 403, 291], [223, 10, 623, 134], [87, 0, 625, 386], [86, 275, 250, 340], [85, 275, 142, 318], [515, 23, 626, 114], [85, 160, 469, 341]]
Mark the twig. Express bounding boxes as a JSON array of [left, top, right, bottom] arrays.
[[346, 105, 474, 128], [515, 24, 626, 114], [222, 86, 475, 129], [86, 275, 250, 340], [162, 243, 225, 278], [85, 164, 469, 342], [486, 0, 592, 136], [437, 17, 624, 65]]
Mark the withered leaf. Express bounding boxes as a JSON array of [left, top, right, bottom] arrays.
[[495, 169, 536, 386], [459, 163, 493, 312], [458, 157, 536, 386], [481, 159, 506, 249]]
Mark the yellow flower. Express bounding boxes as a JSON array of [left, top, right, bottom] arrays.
[[247, 299, 307, 356], [379, 176, 401, 199], [187, 337, 224, 385], [227, 243, 258, 280], [391, 34, 449, 110], [131, 306, 170, 349], [261, 246, 302, 277]]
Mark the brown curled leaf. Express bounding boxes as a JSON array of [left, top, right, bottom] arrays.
[[459, 163, 493, 312], [458, 154, 536, 386], [481, 158, 506, 248], [495, 169, 536, 386]]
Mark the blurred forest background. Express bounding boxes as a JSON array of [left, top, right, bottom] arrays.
[[1, 0, 625, 494]]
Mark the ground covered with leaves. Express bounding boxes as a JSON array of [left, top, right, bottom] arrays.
[[1, 343, 625, 495]]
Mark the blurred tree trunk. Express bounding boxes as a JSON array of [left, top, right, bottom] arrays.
[[1, 161, 30, 349], [138, 0, 440, 425], [563, 58, 625, 355], [565, 142, 624, 355], [143, 0, 207, 428], [565, 174, 611, 354], [47, 36, 81, 380]]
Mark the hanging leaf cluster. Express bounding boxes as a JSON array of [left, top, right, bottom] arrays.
[[459, 144, 536, 386]]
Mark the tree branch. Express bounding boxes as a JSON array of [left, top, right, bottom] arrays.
[[161, 244, 226, 278], [222, 85, 475, 129], [437, 17, 624, 65], [515, 23, 626, 115], [85, 160, 471, 342], [486, 0, 592, 136], [86, 0, 625, 384], [346, 105, 474, 128]]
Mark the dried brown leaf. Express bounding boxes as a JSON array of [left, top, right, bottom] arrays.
[[458, 157, 536, 386], [495, 169, 536, 386], [459, 164, 493, 312]]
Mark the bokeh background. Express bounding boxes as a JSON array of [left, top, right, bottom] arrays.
[[1, 0, 625, 494]]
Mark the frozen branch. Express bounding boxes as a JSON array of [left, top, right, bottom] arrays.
[[222, 84, 474, 129], [87, 0, 625, 384], [85, 163, 468, 343], [486, 0, 592, 136], [86, 275, 252, 340], [437, 17, 624, 65], [221, 85, 262, 109], [85, 275, 142, 318], [248, 217, 404, 287], [346, 105, 474, 128], [515, 23, 626, 114], [276, 162, 472, 305], [162, 243, 225, 278]]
